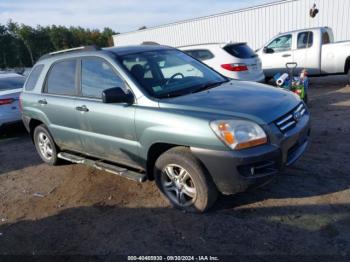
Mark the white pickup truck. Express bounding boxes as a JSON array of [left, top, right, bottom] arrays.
[[257, 27, 350, 81]]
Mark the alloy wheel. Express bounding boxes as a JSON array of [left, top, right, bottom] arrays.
[[37, 132, 53, 161], [161, 164, 197, 207]]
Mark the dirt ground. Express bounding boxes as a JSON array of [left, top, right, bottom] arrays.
[[0, 76, 349, 257]]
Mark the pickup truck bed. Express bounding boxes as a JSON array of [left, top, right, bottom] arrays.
[[321, 40, 350, 74]]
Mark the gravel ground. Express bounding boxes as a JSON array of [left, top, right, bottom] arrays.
[[0, 76, 349, 258]]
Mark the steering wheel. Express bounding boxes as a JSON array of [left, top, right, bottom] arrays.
[[165, 73, 184, 86]]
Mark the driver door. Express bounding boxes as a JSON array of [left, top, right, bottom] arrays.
[[261, 34, 294, 77], [75, 56, 141, 169]]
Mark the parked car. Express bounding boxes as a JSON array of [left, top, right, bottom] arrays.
[[179, 42, 265, 82], [0, 73, 26, 130], [21, 45, 310, 212], [257, 27, 350, 81]]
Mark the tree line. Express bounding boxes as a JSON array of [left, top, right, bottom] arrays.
[[0, 20, 118, 69]]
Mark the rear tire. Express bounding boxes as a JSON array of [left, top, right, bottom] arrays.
[[33, 124, 59, 165], [154, 147, 218, 213], [347, 68, 350, 83]]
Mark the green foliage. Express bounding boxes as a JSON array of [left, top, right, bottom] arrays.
[[0, 20, 117, 69]]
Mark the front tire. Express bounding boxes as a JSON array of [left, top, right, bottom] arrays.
[[154, 147, 218, 213], [33, 124, 59, 165]]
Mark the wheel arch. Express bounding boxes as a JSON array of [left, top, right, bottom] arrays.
[[28, 118, 44, 142], [345, 56, 350, 73], [146, 143, 188, 180]]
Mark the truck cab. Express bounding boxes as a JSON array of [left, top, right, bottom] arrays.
[[257, 27, 350, 78]]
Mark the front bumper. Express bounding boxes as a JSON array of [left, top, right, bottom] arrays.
[[191, 113, 310, 195]]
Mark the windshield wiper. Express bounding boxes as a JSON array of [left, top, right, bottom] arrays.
[[192, 80, 229, 94], [156, 90, 190, 99], [156, 79, 229, 99]]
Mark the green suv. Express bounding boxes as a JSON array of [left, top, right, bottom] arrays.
[[21, 45, 310, 212]]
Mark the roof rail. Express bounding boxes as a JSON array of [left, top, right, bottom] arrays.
[[39, 45, 101, 61]]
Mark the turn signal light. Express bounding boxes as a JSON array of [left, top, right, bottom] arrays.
[[235, 137, 268, 150], [218, 122, 235, 145]]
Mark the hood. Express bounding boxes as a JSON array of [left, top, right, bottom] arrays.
[[158, 81, 300, 123]]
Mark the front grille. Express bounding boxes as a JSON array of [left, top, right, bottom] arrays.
[[274, 103, 307, 133]]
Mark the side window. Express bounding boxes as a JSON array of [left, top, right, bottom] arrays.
[[322, 32, 330, 45], [297, 31, 313, 49], [25, 64, 44, 91], [267, 34, 292, 52], [47, 60, 77, 95], [81, 57, 125, 99], [185, 49, 214, 61]]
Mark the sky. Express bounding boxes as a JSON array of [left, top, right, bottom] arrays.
[[0, 0, 278, 33]]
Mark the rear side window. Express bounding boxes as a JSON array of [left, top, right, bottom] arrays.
[[322, 31, 330, 44], [297, 32, 313, 49], [25, 64, 44, 90], [223, 44, 257, 58], [0, 76, 25, 91], [184, 49, 214, 61], [81, 57, 125, 99], [46, 60, 77, 95]]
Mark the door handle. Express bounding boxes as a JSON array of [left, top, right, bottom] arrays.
[[76, 105, 89, 112], [282, 54, 291, 57], [38, 99, 47, 105]]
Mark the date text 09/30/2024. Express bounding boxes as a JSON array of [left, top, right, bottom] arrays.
[[127, 256, 219, 261]]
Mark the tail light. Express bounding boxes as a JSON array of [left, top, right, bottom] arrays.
[[19, 93, 23, 112], [221, 63, 248, 72], [0, 98, 15, 106]]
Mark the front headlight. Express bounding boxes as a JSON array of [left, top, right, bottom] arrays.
[[210, 120, 267, 150]]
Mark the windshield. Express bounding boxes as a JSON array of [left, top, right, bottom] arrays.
[[0, 76, 25, 91], [118, 49, 227, 98]]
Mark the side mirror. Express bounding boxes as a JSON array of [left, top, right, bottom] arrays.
[[102, 87, 134, 104], [264, 47, 274, 54]]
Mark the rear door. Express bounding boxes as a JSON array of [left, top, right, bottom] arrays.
[[75, 56, 140, 168], [260, 34, 293, 77], [41, 58, 82, 151], [292, 30, 320, 75]]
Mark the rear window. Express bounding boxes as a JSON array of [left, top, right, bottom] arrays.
[[223, 43, 257, 59], [322, 31, 331, 45], [46, 60, 77, 96], [184, 49, 214, 61], [297, 31, 313, 49], [0, 76, 25, 91], [25, 64, 44, 91]]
